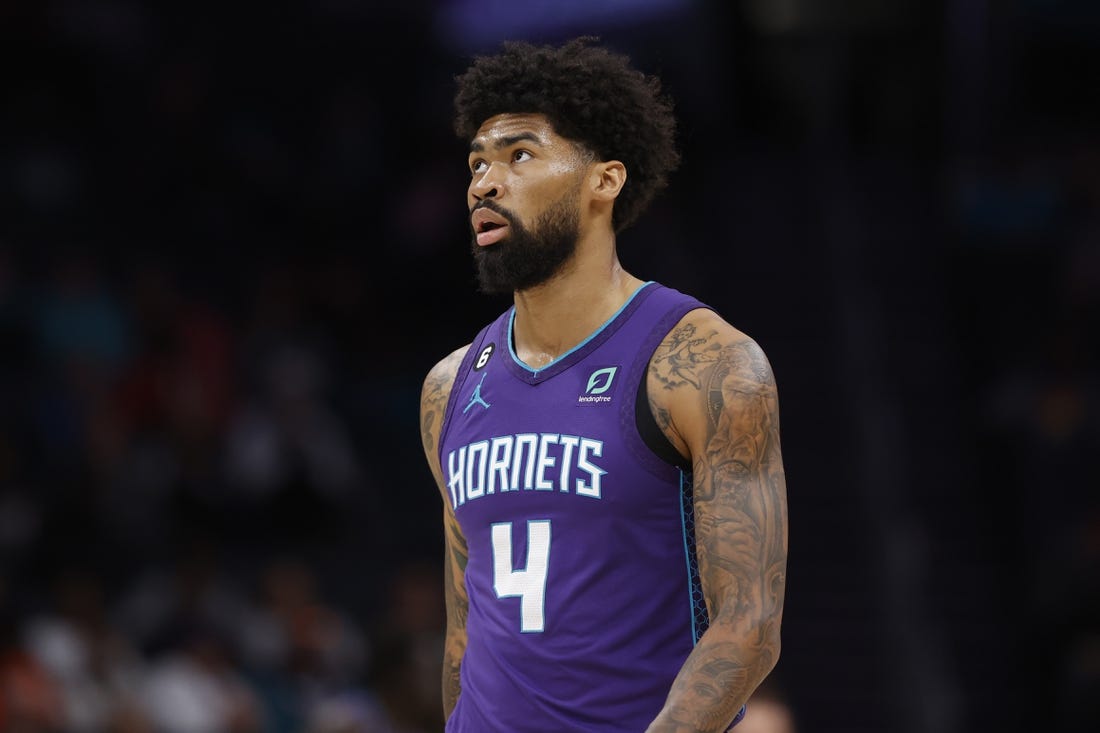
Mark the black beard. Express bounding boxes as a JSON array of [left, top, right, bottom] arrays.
[[470, 192, 580, 295]]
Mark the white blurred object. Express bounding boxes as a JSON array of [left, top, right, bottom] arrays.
[[736, 698, 796, 733], [141, 652, 259, 733]]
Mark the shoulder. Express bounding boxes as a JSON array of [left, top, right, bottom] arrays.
[[420, 344, 472, 476], [647, 309, 777, 452], [421, 344, 471, 420], [650, 308, 773, 387]]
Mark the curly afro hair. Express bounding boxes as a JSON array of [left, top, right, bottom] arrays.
[[454, 37, 680, 233]]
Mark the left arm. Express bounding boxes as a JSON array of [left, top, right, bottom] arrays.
[[646, 310, 788, 733]]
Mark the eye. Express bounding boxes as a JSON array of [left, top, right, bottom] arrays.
[[470, 159, 487, 175], [512, 149, 532, 163]]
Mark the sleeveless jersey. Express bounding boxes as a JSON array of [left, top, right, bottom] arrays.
[[438, 282, 741, 732]]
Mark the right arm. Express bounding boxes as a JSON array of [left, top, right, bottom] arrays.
[[419, 345, 471, 719]]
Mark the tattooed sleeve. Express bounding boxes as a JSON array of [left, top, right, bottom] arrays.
[[420, 346, 471, 719], [645, 312, 788, 733]]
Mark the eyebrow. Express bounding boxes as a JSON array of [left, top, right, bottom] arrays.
[[469, 131, 542, 154]]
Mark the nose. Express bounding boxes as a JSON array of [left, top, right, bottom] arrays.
[[470, 162, 504, 202]]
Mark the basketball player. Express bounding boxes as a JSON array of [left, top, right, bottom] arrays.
[[419, 38, 788, 732]]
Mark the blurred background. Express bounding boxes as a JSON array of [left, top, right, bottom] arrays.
[[1, 0, 1097, 731]]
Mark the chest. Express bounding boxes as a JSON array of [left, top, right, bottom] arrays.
[[444, 359, 635, 506]]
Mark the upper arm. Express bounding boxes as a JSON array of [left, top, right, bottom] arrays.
[[421, 345, 473, 581], [421, 346, 473, 622], [648, 310, 788, 638], [420, 344, 471, 492]]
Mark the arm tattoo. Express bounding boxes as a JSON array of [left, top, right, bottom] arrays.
[[648, 323, 788, 732], [650, 323, 723, 391], [420, 355, 460, 484], [442, 511, 469, 716], [420, 348, 471, 719]]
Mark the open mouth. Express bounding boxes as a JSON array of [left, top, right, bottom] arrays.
[[476, 222, 509, 247], [472, 209, 511, 247]]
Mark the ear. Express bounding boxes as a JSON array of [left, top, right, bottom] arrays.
[[590, 160, 627, 202]]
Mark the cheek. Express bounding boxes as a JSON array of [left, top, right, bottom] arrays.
[[519, 177, 569, 213]]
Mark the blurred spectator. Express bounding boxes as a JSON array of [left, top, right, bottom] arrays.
[[0, 608, 64, 733], [236, 557, 368, 730], [302, 630, 442, 733], [80, 263, 237, 565], [375, 561, 444, 728], [223, 342, 360, 505], [238, 558, 366, 681], [738, 678, 797, 733], [114, 539, 251, 658], [321, 632, 438, 733], [140, 623, 261, 733], [22, 568, 149, 733], [29, 255, 131, 481], [33, 255, 130, 377], [222, 264, 363, 550]]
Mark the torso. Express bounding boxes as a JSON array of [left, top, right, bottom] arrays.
[[435, 282, 714, 733]]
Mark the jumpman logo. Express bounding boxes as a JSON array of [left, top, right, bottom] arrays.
[[464, 373, 492, 413]]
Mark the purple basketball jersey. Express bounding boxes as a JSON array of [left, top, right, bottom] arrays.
[[437, 282, 716, 732]]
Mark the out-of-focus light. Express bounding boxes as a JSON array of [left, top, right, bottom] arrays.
[[743, 0, 802, 34], [435, 0, 692, 51], [743, 0, 919, 34]]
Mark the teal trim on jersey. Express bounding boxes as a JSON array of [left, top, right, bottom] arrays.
[[507, 281, 655, 375], [679, 469, 700, 645]]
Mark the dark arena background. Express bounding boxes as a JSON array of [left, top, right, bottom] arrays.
[[1, 1, 1097, 731]]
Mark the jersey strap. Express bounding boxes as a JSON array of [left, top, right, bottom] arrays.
[[437, 320, 496, 469], [619, 287, 712, 480]]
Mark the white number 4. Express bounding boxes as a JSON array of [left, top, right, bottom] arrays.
[[491, 520, 551, 633]]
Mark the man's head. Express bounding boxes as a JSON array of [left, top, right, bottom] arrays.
[[455, 38, 680, 293], [465, 113, 588, 294]]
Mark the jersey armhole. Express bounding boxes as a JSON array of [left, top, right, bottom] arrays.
[[437, 324, 494, 468], [621, 298, 713, 480], [634, 372, 692, 471]]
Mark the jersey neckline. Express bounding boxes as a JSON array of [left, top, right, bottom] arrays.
[[504, 281, 658, 385]]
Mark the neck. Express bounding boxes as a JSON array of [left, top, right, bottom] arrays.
[[511, 233, 645, 370]]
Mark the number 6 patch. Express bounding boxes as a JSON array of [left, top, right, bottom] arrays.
[[474, 342, 495, 371]]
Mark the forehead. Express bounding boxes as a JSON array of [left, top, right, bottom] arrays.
[[470, 113, 564, 150]]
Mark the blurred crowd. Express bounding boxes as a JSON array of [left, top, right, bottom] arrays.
[[960, 140, 1100, 728], [2, 2, 461, 727], [0, 250, 447, 733]]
